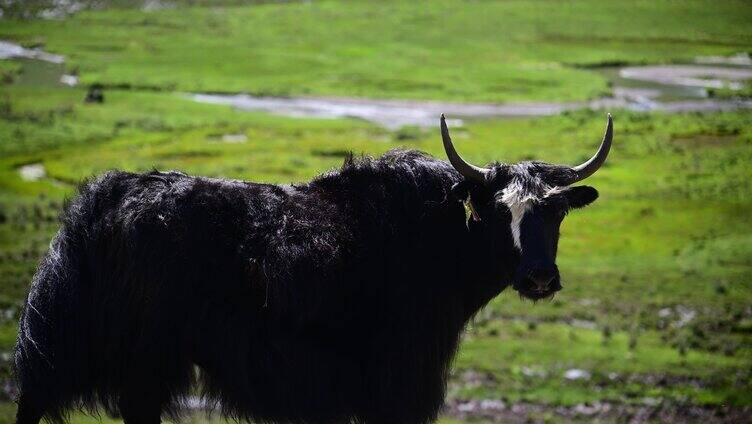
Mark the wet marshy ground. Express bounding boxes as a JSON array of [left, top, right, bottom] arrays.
[[2, 40, 751, 130], [191, 59, 752, 128]]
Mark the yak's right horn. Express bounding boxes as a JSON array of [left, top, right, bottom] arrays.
[[565, 114, 613, 184], [441, 114, 488, 183]]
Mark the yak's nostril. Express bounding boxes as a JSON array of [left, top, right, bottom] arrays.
[[528, 270, 558, 291], [533, 276, 553, 291]]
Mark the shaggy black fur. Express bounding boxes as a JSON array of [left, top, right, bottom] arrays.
[[13, 149, 595, 424]]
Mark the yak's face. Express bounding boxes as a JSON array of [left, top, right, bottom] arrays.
[[440, 113, 612, 301], [489, 163, 598, 300]]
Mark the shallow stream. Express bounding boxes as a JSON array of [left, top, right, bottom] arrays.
[[2, 39, 752, 129]]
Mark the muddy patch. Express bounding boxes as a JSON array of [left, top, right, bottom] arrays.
[[656, 305, 698, 329], [445, 399, 751, 423], [165, 395, 752, 423], [456, 370, 499, 389]]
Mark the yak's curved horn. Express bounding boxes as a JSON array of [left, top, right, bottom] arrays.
[[566, 113, 613, 184], [440, 114, 488, 183]]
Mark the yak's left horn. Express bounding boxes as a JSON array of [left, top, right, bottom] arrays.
[[566, 113, 613, 184], [441, 114, 488, 183]]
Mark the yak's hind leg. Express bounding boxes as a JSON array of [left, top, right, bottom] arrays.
[[115, 321, 193, 424], [115, 337, 193, 424]]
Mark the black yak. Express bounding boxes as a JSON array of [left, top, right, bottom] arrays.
[[14, 114, 613, 424]]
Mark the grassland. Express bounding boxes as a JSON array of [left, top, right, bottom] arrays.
[[1, 0, 751, 423], [1, 85, 750, 421]]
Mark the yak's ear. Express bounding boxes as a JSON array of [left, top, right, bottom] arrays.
[[566, 186, 599, 209], [450, 181, 471, 202]]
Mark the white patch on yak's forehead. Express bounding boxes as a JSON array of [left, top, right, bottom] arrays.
[[498, 165, 562, 251], [501, 182, 534, 251]]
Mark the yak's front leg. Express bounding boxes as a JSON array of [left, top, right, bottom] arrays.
[[118, 380, 169, 424], [15, 396, 42, 424]]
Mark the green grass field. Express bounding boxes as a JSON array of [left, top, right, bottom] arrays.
[[2, 0, 752, 102], [1, 0, 751, 423]]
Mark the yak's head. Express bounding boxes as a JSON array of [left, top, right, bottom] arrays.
[[441, 114, 612, 300]]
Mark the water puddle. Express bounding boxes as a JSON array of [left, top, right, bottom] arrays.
[[0, 40, 64, 64], [695, 52, 752, 66], [0, 41, 71, 88], [191, 93, 534, 129], [192, 88, 752, 128], [618, 65, 752, 91]]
